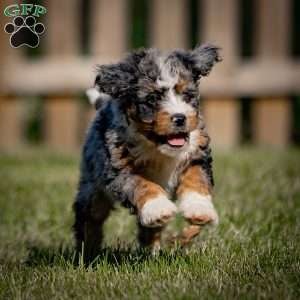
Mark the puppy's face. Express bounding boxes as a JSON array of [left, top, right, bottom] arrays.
[[94, 45, 221, 156], [130, 69, 199, 156]]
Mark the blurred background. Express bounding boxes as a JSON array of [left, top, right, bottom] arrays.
[[0, 0, 299, 151]]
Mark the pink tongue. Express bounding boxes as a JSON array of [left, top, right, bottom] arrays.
[[167, 137, 186, 146]]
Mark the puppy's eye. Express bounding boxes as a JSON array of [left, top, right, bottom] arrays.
[[183, 89, 199, 107], [137, 103, 154, 123], [138, 103, 149, 114], [158, 87, 168, 95], [146, 94, 157, 106]]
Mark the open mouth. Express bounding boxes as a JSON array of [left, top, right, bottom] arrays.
[[146, 132, 189, 148], [165, 132, 188, 148]]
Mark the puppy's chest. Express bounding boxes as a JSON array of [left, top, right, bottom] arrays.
[[136, 155, 180, 193]]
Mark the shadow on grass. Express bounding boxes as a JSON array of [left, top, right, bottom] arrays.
[[26, 245, 76, 267], [25, 244, 185, 268]]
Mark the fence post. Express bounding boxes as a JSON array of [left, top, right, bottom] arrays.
[[252, 0, 291, 146], [44, 97, 80, 150], [90, 0, 128, 58], [45, 0, 81, 57], [202, 98, 240, 148], [150, 0, 188, 49], [44, 0, 81, 150], [0, 97, 24, 149], [252, 98, 291, 146], [201, 0, 240, 148], [0, 1, 24, 149]]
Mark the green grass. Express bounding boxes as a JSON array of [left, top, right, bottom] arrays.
[[0, 147, 299, 300]]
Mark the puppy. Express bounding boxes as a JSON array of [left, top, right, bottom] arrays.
[[74, 45, 221, 259]]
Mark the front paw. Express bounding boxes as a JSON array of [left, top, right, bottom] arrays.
[[139, 195, 177, 228], [179, 192, 219, 225]]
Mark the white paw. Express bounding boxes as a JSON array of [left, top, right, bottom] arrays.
[[139, 195, 177, 228], [179, 192, 219, 225]]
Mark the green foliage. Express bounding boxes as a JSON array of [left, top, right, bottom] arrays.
[[24, 97, 43, 144], [0, 148, 299, 299], [130, 0, 148, 49], [292, 96, 300, 144]]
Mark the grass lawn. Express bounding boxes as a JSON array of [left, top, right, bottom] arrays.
[[0, 147, 299, 300]]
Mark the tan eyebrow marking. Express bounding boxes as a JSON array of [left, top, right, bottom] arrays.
[[174, 79, 188, 94]]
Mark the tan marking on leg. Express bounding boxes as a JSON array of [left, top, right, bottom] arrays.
[[177, 166, 217, 226], [134, 177, 166, 211], [180, 224, 201, 245], [177, 165, 211, 197], [168, 225, 201, 247], [134, 177, 177, 227]]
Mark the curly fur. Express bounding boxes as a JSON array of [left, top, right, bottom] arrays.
[[75, 44, 221, 260]]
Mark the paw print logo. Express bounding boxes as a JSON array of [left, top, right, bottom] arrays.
[[4, 16, 45, 48]]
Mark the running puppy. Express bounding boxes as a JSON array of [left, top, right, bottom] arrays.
[[74, 45, 221, 259]]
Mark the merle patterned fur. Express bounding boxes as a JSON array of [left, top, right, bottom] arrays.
[[74, 44, 221, 258]]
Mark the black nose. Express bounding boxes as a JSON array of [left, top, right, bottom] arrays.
[[171, 113, 186, 127]]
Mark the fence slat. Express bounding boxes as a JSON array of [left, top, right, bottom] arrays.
[[91, 0, 128, 58], [201, 0, 240, 147], [3, 60, 300, 96], [44, 0, 81, 150], [0, 97, 23, 149], [44, 97, 80, 150], [255, 0, 291, 59], [0, 1, 24, 149], [252, 98, 291, 146], [201, 0, 238, 71], [150, 0, 188, 49], [202, 98, 240, 148], [46, 0, 81, 56], [253, 0, 291, 146]]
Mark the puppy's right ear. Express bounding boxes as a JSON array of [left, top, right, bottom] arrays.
[[94, 48, 149, 100], [86, 88, 112, 110]]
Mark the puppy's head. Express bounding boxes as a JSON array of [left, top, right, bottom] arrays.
[[94, 45, 221, 156]]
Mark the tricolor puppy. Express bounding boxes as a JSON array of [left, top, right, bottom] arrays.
[[74, 45, 221, 259]]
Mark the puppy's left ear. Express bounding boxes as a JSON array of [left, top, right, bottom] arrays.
[[190, 44, 222, 77], [174, 44, 222, 81]]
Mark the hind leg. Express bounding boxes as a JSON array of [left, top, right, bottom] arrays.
[[74, 193, 112, 261], [137, 222, 164, 254]]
